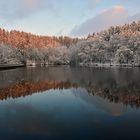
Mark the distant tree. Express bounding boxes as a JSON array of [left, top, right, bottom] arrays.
[[115, 47, 134, 64], [0, 43, 22, 64]]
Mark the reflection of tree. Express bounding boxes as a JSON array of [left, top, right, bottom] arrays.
[[0, 80, 139, 108], [0, 81, 78, 100], [87, 84, 140, 108]]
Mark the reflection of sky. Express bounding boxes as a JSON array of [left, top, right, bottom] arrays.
[[0, 88, 140, 139]]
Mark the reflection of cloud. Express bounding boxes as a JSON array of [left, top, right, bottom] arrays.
[[70, 5, 140, 36], [75, 92, 127, 116]]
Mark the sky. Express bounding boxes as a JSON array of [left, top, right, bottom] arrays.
[[0, 0, 140, 37]]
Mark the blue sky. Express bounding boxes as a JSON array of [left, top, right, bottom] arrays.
[[0, 0, 140, 37]]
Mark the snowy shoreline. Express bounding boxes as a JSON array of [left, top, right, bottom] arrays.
[[0, 63, 140, 70], [0, 64, 25, 70], [79, 63, 140, 68]]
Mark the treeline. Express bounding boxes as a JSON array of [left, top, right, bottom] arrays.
[[0, 29, 79, 65], [0, 21, 140, 66], [73, 21, 140, 66], [0, 29, 78, 48]]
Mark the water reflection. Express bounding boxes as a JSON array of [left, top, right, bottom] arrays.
[[0, 81, 78, 100], [0, 67, 140, 108], [0, 67, 140, 140]]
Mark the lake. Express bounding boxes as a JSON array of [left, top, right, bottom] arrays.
[[0, 66, 140, 140]]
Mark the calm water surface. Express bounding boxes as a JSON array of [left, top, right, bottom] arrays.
[[0, 66, 140, 140]]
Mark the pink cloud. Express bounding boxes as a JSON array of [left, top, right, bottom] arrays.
[[70, 5, 139, 37]]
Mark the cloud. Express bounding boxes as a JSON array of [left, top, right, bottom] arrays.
[[70, 5, 140, 37], [87, 0, 140, 5], [123, 0, 140, 5], [86, 0, 101, 8], [0, 0, 53, 21], [128, 13, 140, 22]]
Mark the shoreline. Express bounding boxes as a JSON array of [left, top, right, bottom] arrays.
[[0, 63, 140, 70], [0, 64, 25, 70], [78, 63, 140, 68]]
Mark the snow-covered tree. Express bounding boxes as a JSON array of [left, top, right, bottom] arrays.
[[0, 43, 22, 64]]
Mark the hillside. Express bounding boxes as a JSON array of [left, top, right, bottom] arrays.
[[0, 21, 140, 66], [0, 29, 78, 48], [0, 29, 78, 65], [71, 21, 140, 66]]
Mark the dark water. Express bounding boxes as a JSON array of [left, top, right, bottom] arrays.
[[0, 66, 140, 140]]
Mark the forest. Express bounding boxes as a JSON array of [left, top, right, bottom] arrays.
[[0, 21, 140, 66]]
